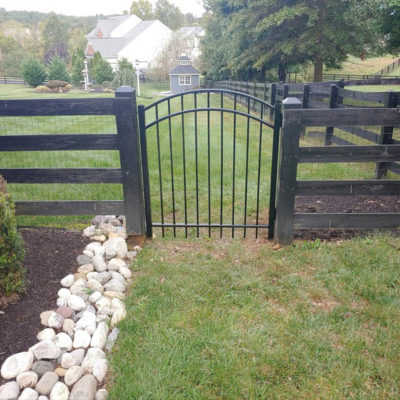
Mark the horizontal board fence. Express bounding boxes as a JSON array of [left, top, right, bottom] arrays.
[[0, 86, 146, 236], [0, 76, 26, 85], [207, 79, 400, 177], [275, 98, 400, 245]]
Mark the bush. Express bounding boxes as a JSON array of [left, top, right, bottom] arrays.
[[20, 56, 47, 87], [0, 176, 25, 296], [92, 58, 114, 84], [47, 55, 70, 82], [34, 85, 50, 93], [113, 58, 135, 88]]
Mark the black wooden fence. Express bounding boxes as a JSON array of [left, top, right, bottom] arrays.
[[0, 87, 145, 235], [275, 98, 400, 245]]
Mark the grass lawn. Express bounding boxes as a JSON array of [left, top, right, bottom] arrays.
[[108, 234, 400, 399]]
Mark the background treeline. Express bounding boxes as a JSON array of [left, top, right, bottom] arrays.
[[200, 0, 400, 82]]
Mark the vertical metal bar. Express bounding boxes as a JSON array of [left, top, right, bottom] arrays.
[[194, 93, 200, 237], [138, 105, 152, 238], [243, 97, 251, 238], [207, 91, 211, 238], [220, 92, 224, 238], [155, 104, 165, 237], [168, 98, 176, 237], [181, 95, 188, 237], [255, 103, 264, 239], [232, 94, 237, 238]]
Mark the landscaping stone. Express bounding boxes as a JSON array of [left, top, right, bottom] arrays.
[[72, 330, 91, 349], [60, 349, 84, 370], [106, 258, 126, 271], [85, 243, 105, 258], [55, 307, 73, 319], [103, 279, 125, 293], [31, 362, 54, 379], [16, 372, 38, 389], [111, 308, 126, 327], [76, 255, 91, 266], [81, 349, 106, 374], [92, 359, 107, 384], [56, 298, 67, 308], [74, 311, 96, 335], [69, 280, 87, 295], [61, 320, 74, 337], [47, 314, 64, 330], [37, 396, 48, 400], [60, 275, 74, 288], [63, 366, 84, 387], [87, 279, 104, 293], [103, 291, 125, 300], [0, 381, 19, 400], [94, 389, 108, 400], [67, 296, 86, 312], [88, 291, 102, 304], [30, 341, 61, 361], [125, 251, 137, 260], [111, 298, 125, 310], [119, 265, 132, 279], [69, 374, 97, 400], [86, 272, 98, 281], [92, 256, 107, 273], [83, 226, 96, 237], [49, 382, 69, 400], [77, 264, 93, 274], [1, 352, 34, 380], [95, 272, 111, 285], [18, 387, 38, 400], [56, 289, 71, 299], [54, 333, 72, 352], [35, 372, 58, 395], [39, 311, 54, 327], [90, 322, 108, 349], [90, 235, 106, 242], [103, 237, 127, 259], [53, 368, 66, 378]]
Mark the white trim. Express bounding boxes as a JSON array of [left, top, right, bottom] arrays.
[[179, 75, 192, 85], [169, 73, 200, 76]]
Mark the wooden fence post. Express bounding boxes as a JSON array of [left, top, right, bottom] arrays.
[[275, 97, 303, 245], [283, 84, 289, 100], [325, 84, 339, 145], [115, 86, 146, 237], [302, 84, 310, 109], [375, 91, 398, 179]]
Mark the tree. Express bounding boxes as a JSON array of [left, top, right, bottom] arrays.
[[113, 58, 136, 87], [380, 0, 400, 54], [92, 57, 114, 84], [130, 0, 154, 19], [20, 56, 47, 86], [42, 14, 69, 63], [154, 0, 185, 30], [71, 50, 85, 86], [47, 55, 70, 82]]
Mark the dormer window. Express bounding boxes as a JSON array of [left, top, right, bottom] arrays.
[[179, 60, 189, 65]]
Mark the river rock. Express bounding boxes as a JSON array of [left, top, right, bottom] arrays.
[[87, 279, 104, 293], [74, 311, 96, 335], [95, 389, 108, 400], [77, 264, 93, 274], [18, 387, 38, 400], [60, 275, 74, 288], [55, 307, 73, 320], [92, 256, 107, 273], [40, 311, 55, 327], [111, 298, 125, 310], [104, 279, 125, 293], [31, 361, 54, 379], [56, 298, 68, 308], [72, 330, 91, 349], [111, 308, 126, 327], [0, 381, 19, 400], [88, 291, 102, 304], [119, 266, 132, 279], [57, 289, 71, 299], [76, 255, 91, 266], [92, 359, 107, 384], [103, 237, 127, 260], [86, 272, 98, 281], [81, 348, 106, 374], [64, 366, 83, 387], [90, 322, 108, 349], [69, 374, 97, 400], [94, 272, 111, 285], [60, 349, 85, 370], [16, 372, 38, 389], [49, 382, 68, 400], [47, 314, 64, 330], [69, 280, 87, 295], [85, 243, 105, 258], [67, 296, 86, 312], [62, 319, 75, 337], [83, 250, 94, 258], [54, 368, 66, 378], [106, 258, 125, 271], [31, 341, 61, 361], [54, 333, 72, 352], [1, 352, 34, 380], [35, 372, 58, 396], [83, 225, 96, 237], [103, 291, 125, 300], [90, 235, 106, 242]]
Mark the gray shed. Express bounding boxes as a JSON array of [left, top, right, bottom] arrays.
[[168, 55, 200, 94]]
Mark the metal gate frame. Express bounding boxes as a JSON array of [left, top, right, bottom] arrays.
[[138, 88, 282, 239]]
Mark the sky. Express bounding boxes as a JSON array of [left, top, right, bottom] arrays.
[[0, 0, 206, 17]]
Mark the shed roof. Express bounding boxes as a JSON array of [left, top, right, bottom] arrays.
[[169, 65, 200, 75]]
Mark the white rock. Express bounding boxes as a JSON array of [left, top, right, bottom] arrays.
[[92, 359, 107, 384], [49, 382, 69, 400], [74, 312, 96, 335], [54, 333, 72, 352], [96, 314, 110, 324], [82, 249, 94, 258], [72, 330, 91, 349], [81, 348, 106, 374], [90, 235, 106, 243], [92, 256, 107, 273], [125, 251, 137, 260], [60, 349, 85, 370], [103, 279, 125, 293], [40, 311, 55, 327], [18, 387, 38, 400], [83, 225, 96, 237], [111, 308, 127, 327], [109, 271, 126, 282], [90, 322, 108, 349], [87, 279, 104, 293], [111, 298, 125, 310], [1, 352, 34, 380], [69, 374, 97, 400], [86, 242, 105, 258], [35, 371, 58, 396], [57, 289, 71, 299], [95, 297, 111, 310], [16, 372, 38, 389], [103, 237, 127, 260], [56, 298, 68, 308], [64, 366, 84, 387], [77, 264, 93, 274], [62, 319, 74, 337], [86, 272, 98, 281], [47, 314, 64, 330], [37, 397, 48, 400], [67, 296, 86, 312], [69, 280, 87, 295], [94, 272, 111, 285], [103, 291, 125, 300], [31, 341, 61, 361], [0, 381, 20, 400], [95, 389, 108, 400], [36, 329, 56, 342], [60, 275, 74, 288], [107, 258, 126, 271], [118, 266, 132, 279], [88, 291, 102, 304]]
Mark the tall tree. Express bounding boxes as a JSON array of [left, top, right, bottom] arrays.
[[380, 0, 400, 54], [130, 0, 154, 19], [41, 14, 69, 63], [154, 0, 185, 30]]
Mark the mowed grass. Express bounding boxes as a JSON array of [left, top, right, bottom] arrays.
[[108, 234, 400, 399]]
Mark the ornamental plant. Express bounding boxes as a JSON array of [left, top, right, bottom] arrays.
[[47, 55, 70, 82], [20, 56, 47, 87], [0, 176, 25, 296]]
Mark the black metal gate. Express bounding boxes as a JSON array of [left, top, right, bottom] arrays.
[[138, 89, 282, 239]]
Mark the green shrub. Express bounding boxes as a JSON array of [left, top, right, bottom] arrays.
[[47, 55, 70, 82], [0, 177, 25, 296], [20, 56, 47, 87], [92, 58, 114, 84]]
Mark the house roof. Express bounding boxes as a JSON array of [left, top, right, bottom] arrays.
[[177, 26, 204, 37], [86, 15, 131, 38], [169, 65, 200, 75], [177, 55, 191, 60]]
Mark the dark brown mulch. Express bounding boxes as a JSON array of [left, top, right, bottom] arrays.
[[0, 228, 89, 381]]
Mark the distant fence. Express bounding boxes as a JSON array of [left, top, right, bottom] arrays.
[[275, 100, 400, 244], [0, 87, 145, 235], [0, 76, 26, 85]]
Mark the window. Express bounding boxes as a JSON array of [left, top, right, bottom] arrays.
[[179, 76, 191, 85]]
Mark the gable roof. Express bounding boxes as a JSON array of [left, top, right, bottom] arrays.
[[169, 65, 200, 75], [86, 15, 131, 38]]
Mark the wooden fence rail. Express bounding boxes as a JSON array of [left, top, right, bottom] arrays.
[[275, 98, 400, 245], [0, 87, 146, 236]]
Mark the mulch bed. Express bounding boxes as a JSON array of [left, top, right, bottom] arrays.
[[0, 228, 89, 383]]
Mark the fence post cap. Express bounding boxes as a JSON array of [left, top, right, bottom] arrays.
[[115, 86, 136, 97], [282, 97, 302, 108]]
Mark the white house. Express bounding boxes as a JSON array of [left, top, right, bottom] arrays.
[[176, 26, 205, 60], [85, 15, 172, 70]]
